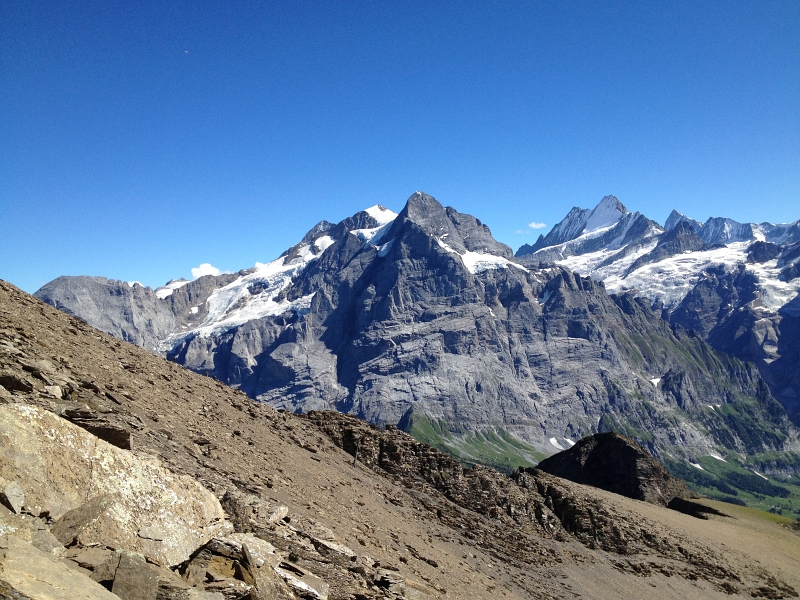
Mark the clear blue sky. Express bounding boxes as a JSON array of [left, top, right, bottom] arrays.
[[2, 1, 798, 292]]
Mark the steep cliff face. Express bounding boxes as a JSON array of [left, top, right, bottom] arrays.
[[669, 264, 800, 424], [34, 276, 177, 352]]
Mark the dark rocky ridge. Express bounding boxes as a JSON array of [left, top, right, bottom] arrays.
[[535, 432, 690, 506]]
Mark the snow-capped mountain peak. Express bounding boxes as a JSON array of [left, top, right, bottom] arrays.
[[517, 198, 800, 316], [516, 195, 658, 261], [664, 209, 702, 232], [585, 195, 627, 232]]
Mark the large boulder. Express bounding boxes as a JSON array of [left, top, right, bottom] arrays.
[[535, 432, 689, 506], [0, 403, 228, 566]]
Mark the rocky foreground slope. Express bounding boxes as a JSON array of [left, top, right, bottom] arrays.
[[33, 193, 800, 477], [2, 280, 799, 599]]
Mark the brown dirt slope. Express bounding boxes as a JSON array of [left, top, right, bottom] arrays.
[[1, 278, 798, 599]]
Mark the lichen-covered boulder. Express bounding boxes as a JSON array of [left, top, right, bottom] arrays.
[[0, 404, 228, 566]]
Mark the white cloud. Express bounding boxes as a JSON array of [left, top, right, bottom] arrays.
[[528, 221, 547, 229], [191, 263, 221, 279]]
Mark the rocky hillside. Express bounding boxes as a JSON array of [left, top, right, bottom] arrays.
[[33, 193, 799, 477], [516, 196, 800, 426], [1, 280, 799, 599]]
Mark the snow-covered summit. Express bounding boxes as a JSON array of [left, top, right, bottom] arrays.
[[365, 204, 397, 226], [664, 210, 702, 233], [585, 195, 628, 232], [547, 195, 628, 245], [518, 198, 800, 315], [516, 195, 631, 257]]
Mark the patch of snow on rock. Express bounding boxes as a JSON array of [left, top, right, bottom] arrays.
[[377, 239, 394, 257], [537, 289, 552, 305], [352, 221, 395, 246], [365, 205, 398, 226], [155, 279, 190, 299], [437, 239, 526, 274], [314, 235, 335, 253], [746, 258, 800, 313], [549, 437, 565, 450]]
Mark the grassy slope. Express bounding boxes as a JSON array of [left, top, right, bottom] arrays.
[[401, 413, 547, 473], [664, 454, 800, 519]]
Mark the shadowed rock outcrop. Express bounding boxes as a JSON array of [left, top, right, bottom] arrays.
[[535, 432, 690, 506]]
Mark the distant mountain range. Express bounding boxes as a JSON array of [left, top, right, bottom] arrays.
[[33, 192, 800, 477], [516, 195, 800, 426]]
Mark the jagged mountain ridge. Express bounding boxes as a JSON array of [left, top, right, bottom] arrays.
[[34, 193, 799, 476], [516, 195, 664, 263], [515, 196, 800, 425]]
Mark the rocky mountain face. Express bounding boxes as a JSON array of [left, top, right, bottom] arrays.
[[5, 280, 800, 599], [34, 276, 178, 352], [33, 193, 800, 478], [517, 196, 800, 426]]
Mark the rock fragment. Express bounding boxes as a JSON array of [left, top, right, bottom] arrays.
[[0, 534, 119, 600], [111, 552, 159, 600], [0, 369, 33, 392], [220, 489, 289, 533], [273, 561, 330, 600], [0, 477, 24, 514]]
